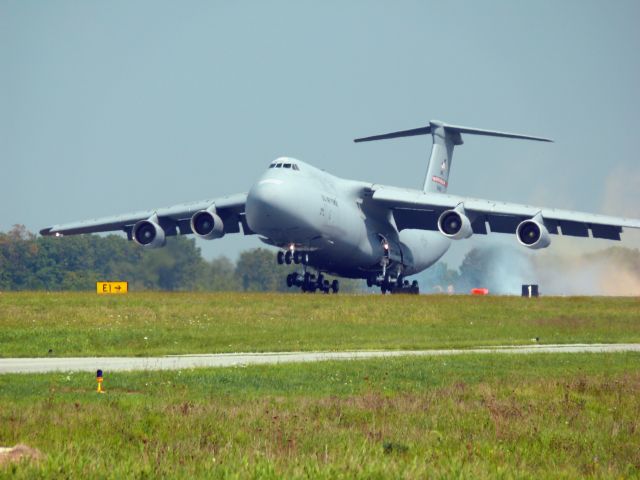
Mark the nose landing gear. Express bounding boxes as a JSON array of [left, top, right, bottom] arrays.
[[277, 248, 309, 266], [367, 274, 419, 295]]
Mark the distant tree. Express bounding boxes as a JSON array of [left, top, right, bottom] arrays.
[[0, 226, 39, 290], [201, 256, 241, 291], [455, 246, 535, 295], [416, 261, 459, 294], [235, 248, 288, 292], [135, 236, 207, 291], [456, 248, 489, 292]]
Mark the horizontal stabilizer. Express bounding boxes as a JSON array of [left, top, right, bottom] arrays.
[[448, 124, 553, 142], [354, 120, 553, 143], [354, 126, 432, 143]]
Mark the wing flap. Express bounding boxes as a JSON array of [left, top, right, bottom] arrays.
[[485, 214, 523, 234], [590, 224, 622, 240], [560, 220, 589, 237], [392, 208, 441, 231]]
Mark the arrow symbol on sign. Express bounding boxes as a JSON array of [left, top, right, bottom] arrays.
[[114, 285, 121, 291]]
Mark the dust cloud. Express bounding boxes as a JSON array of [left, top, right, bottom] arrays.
[[455, 244, 640, 296]]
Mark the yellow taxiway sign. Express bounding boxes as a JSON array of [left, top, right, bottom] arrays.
[[96, 281, 128, 294]]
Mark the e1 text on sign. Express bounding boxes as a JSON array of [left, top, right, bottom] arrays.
[[96, 282, 128, 294]]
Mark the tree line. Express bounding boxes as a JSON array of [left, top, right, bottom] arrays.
[[0, 226, 359, 292]]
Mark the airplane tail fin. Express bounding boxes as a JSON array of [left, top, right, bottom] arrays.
[[354, 120, 552, 193]]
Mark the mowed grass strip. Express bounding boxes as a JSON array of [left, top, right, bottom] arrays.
[[1, 353, 639, 478], [1, 292, 640, 357]]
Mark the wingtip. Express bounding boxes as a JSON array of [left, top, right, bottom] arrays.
[[39, 227, 53, 236]]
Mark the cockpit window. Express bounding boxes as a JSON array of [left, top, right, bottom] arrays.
[[271, 161, 300, 171]]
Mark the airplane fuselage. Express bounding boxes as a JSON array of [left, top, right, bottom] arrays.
[[245, 158, 450, 279]]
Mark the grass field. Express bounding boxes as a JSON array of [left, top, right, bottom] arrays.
[[1, 292, 640, 357], [2, 292, 639, 478], [1, 353, 639, 478]]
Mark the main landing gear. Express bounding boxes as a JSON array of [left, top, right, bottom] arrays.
[[286, 272, 339, 294], [367, 275, 419, 295], [278, 248, 339, 294]]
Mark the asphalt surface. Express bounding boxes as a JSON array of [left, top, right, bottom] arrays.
[[1, 343, 639, 374]]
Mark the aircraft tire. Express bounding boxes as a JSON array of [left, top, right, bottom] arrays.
[[277, 251, 285, 265], [285, 251, 292, 264], [331, 279, 339, 294]]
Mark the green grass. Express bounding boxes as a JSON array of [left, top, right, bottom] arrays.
[[1, 353, 639, 478], [1, 292, 639, 357]]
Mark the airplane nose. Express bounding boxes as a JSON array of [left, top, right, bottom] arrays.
[[246, 179, 301, 235]]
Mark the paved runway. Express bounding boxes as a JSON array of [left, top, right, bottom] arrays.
[[1, 343, 639, 374]]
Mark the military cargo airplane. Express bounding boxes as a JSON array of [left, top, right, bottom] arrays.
[[41, 120, 640, 294]]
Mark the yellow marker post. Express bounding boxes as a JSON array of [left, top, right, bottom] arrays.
[[96, 281, 128, 295], [96, 369, 105, 394]]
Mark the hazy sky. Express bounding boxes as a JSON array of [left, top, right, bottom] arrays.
[[2, 0, 640, 265]]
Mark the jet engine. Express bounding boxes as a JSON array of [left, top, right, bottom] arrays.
[[190, 208, 225, 240], [132, 218, 166, 248], [437, 209, 473, 240], [516, 218, 551, 249]]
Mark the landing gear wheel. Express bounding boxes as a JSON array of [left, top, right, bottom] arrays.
[[331, 280, 339, 294], [366, 277, 373, 288], [323, 280, 330, 294], [286, 273, 293, 287], [411, 280, 419, 295], [293, 252, 301, 264], [284, 251, 293, 265], [381, 274, 391, 294], [277, 251, 285, 265]]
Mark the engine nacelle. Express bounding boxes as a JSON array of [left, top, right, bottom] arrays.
[[132, 219, 166, 248], [190, 208, 225, 240], [437, 209, 473, 240], [516, 219, 551, 249]]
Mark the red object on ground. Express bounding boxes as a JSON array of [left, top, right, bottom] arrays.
[[470, 288, 489, 295]]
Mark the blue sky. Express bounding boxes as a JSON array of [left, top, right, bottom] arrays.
[[2, 1, 639, 264]]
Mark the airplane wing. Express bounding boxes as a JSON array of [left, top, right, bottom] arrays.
[[40, 192, 252, 240], [370, 185, 640, 241]]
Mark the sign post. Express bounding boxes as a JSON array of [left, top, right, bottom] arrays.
[[96, 282, 128, 294]]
